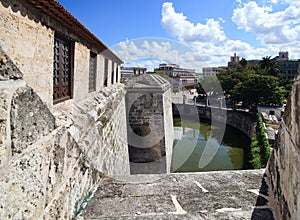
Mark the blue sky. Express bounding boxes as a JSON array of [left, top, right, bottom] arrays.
[[58, 0, 300, 72]]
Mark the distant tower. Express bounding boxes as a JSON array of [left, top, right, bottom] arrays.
[[228, 53, 240, 67], [277, 51, 289, 61]]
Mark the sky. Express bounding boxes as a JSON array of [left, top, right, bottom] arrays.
[[57, 0, 300, 72]]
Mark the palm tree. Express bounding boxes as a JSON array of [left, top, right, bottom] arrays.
[[239, 58, 248, 69], [259, 56, 280, 77]]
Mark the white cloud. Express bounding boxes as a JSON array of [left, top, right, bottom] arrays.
[[112, 38, 279, 72], [161, 2, 226, 43], [232, 1, 300, 44], [113, 1, 300, 72], [112, 38, 209, 72]]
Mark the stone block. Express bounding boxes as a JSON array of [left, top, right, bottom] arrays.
[[0, 47, 23, 80], [10, 86, 55, 154]]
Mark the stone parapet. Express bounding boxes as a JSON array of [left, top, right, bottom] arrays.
[[267, 75, 300, 220], [0, 49, 129, 219], [125, 74, 173, 174]]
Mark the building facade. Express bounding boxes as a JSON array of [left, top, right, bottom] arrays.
[[274, 52, 299, 79], [154, 63, 199, 90], [120, 66, 147, 82], [0, 0, 123, 108]]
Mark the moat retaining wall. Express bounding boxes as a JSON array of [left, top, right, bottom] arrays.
[[0, 50, 129, 219], [267, 75, 300, 220], [173, 104, 256, 139]]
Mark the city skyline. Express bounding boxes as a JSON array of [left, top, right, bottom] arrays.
[[58, 0, 300, 72]]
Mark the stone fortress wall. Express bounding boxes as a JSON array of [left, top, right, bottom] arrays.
[[267, 74, 300, 220], [1, 0, 300, 220], [0, 0, 129, 219], [0, 48, 129, 219]]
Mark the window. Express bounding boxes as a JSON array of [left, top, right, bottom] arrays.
[[53, 36, 73, 104], [89, 51, 97, 92], [104, 58, 108, 87], [115, 65, 119, 83], [111, 62, 114, 85]]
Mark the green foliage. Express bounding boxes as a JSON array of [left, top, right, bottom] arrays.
[[231, 74, 286, 106], [250, 114, 270, 169], [197, 57, 292, 107], [256, 115, 270, 166]]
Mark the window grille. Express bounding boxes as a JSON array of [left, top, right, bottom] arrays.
[[111, 62, 115, 85], [89, 51, 97, 92], [53, 36, 73, 104], [104, 58, 108, 87]]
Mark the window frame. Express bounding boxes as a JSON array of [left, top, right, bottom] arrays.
[[89, 51, 97, 92], [53, 34, 74, 105], [104, 58, 108, 87]]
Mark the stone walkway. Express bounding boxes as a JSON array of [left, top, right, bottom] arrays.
[[76, 169, 277, 219]]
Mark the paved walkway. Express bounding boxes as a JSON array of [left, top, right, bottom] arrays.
[[76, 169, 278, 219]]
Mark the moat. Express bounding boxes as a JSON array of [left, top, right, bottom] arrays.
[[172, 117, 252, 172]]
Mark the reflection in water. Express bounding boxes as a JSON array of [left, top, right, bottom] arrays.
[[172, 118, 250, 172]]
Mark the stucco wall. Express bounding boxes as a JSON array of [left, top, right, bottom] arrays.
[[267, 75, 300, 220]]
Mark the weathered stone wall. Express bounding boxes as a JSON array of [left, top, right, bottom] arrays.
[[69, 84, 130, 175], [0, 0, 121, 109], [163, 88, 174, 175], [0, 50, 129, 219], [267, 75, 300, 220], [174, 105, 256, 139], [0, 0, 54, 106], [125, 74, 173, 174]]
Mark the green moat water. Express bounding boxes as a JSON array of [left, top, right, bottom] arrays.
[[172, 118, 251, 172]]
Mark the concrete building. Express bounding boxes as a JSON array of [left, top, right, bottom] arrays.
[[274, 52, 299, 79], [202, 66, 226, 77], [248, 52, 299, 79], [120, 66, 147, 82], [154, 63, 199, 90]]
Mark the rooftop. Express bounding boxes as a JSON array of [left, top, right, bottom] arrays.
[[77, 169, 277, 219]]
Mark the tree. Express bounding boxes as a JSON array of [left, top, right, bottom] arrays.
[[240, 58, 248, 68], [231, 74, 287, 107], [259, 56, 281, 77]]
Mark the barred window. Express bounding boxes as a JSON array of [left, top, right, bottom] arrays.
[[89, 51, 97, 92], [53, 36, 73, 104], [116, 65, 119, 83], [104, 58, 108, 87], [111, 62, 114, 85]]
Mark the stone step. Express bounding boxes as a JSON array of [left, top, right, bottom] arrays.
[[76, 169, 276, 219]]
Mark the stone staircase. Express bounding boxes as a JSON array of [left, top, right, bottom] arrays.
[[76, 169, 278, 219]]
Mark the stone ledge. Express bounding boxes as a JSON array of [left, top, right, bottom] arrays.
[[77, 169, 278, 219]]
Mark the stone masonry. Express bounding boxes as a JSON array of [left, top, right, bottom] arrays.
[[267, 74, 300, 220], [125, 74, 173, 174], [0, 48, 129, 219]]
